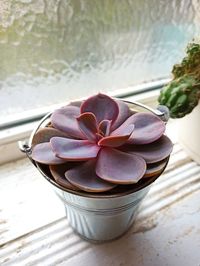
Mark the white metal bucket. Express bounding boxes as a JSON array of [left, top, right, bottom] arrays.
[[55, 180, 153, 242], [19, 100, 169, 242]]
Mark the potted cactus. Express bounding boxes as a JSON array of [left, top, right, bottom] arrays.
[[158, 41, 200, 164], [20, 93, 173, 242]]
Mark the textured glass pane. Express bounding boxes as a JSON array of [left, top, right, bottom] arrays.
[[0, 0, 200, 120]]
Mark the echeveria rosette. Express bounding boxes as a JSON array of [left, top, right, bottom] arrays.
[[31, 93, 173, 193]]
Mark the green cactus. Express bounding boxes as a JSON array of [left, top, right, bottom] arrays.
[[158, 42, 200, 118]]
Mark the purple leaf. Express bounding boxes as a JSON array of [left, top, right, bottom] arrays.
[[112, 112, 165, 144], [80, 93, 119, 124], [96, 148, 146, 184], [77, 112, 97, 141], [50, 137, 100, 160], [111, 100, 131, 130], [31, 128, 70, 147], [49, 164, 79, 190], [51, 106, 85, 139], [111, 123, 134, 137], [143, 159, 168, 178], [98, 120, 112, 136], [32, 143, 66, 165], [125, 135, 173, 163], [98, 124, 134, 147], [65, 160, 116, 193]]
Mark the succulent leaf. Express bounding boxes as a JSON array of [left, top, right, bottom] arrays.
[[96, 148, 146, 184], [65, 160, 116, 192], [76, 112, 98, 141], [51, 106, 85, 139], [124, 135, 173, 163], [50, 137, 101, 161], [98, 124, 134, 147], [113, 112, 165, 144], [32, 143, 66, 165], [80, 93, 119, 124], [111, 100, 131, 130], [50, 163, 80, 190], [31, 128, 70, 147], [144, 160, 168, 178]]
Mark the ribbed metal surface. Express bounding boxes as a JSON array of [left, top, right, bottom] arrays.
[[0, 142, 200, 265], [59, 187, 150, 242]]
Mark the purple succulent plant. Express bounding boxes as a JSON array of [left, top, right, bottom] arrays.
[[31, 94, 173, 193]]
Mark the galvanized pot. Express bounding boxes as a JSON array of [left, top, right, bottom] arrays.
[[19, 100, 169, 242]]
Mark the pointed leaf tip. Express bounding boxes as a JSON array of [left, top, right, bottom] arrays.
[[77, 112, 98, 141], [98, 124, 134, 147]]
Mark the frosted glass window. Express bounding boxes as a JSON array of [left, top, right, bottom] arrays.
[[0, 0, 200, 120]]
